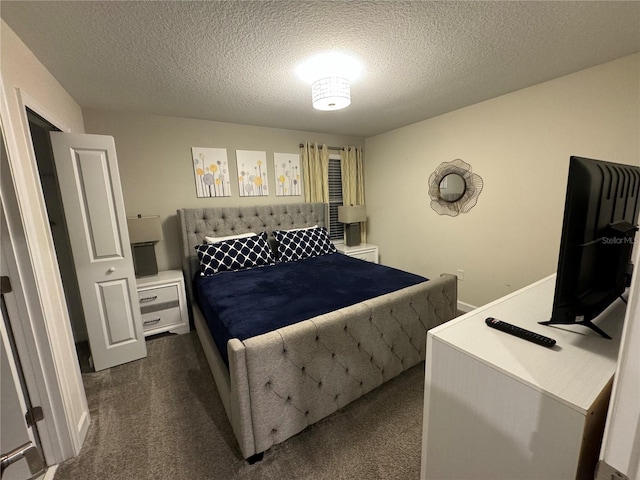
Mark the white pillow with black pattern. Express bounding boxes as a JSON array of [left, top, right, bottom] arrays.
[[274, 226, 336, 262], [205, 232, 256, 244], [195, 231, 275, 275], [283, 224, 318, 232]]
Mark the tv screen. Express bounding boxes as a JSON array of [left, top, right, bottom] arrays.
[[541, 156, 640, 339]]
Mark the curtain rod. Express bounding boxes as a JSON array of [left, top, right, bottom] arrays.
[[298, 144, 341, 150], [298, 144, 354, 151]]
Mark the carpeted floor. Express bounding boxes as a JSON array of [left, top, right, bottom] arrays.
[[54, 332, 426, 480]]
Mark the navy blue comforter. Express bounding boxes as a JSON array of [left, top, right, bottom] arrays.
[[195, 252, 427, 365]]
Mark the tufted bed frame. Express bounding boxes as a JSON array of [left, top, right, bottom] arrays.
[[177, 203, 457, 460]]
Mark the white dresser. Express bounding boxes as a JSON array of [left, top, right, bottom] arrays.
[[135, 270, 190, 337], [421, 274, 625, 480], [335, 243, 379, 263]]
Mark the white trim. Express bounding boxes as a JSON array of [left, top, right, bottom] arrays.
[[41, 464, 58, 480], [0, 77, 88, 464], [1, 78, 69, 463], [16, 88, 72, 134], [15, 87, 90, 455]]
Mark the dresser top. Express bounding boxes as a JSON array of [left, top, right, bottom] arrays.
[[335, 243, 377, 253], [430, 275, 625, 413], [135, 269, 183, 287]]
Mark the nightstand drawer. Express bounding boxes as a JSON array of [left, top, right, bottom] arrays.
[[138, 285, 178, 308], [351, 251, 377, 262], [135, 270, 190, 337], [335, 243, 379, 264], [141, 306, 181, 331]]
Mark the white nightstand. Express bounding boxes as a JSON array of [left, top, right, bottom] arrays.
[[135, 269, 190, 337], [335, 243, 379, 263]]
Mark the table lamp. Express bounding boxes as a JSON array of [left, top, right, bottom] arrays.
[[127, 215, 163, 277], [338, 205, 366, 247]]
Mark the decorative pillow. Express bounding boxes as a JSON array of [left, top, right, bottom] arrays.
[[274, 226, 336, 262], [283, 224, 318, 232], [195, 232, 275, 275], [205, 232, 256, 244]]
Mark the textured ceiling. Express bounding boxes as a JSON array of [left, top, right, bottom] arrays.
[[2, 1, 639, 138]]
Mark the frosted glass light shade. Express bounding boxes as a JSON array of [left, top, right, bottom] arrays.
[[312, 77, 351, 111]]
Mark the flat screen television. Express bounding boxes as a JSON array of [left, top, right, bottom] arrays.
[[540, 156, 640, 339]]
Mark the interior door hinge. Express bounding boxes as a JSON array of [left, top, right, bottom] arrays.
[[1, 276, 11, 295], [25, 406, 44, 428]]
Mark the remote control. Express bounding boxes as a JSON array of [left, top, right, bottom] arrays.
[[485, 317, 556, 347]]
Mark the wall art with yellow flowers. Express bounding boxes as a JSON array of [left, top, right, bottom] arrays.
[[273, 153, 301, 196], [191, 147, 231, 198], [236, 150, 270, 197]]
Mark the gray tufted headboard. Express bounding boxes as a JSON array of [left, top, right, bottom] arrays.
[[177, 202, 326, 303]]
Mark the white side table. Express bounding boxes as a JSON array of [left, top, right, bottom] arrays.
[[335, 243, 379, 263], [135, 270, 190, 337]]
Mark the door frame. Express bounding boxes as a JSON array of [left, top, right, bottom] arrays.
[[0, 79, 89, 464]]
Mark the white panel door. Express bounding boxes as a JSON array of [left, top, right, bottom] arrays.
[[1, 250, 46, 480], [50, 132, 146, 371]]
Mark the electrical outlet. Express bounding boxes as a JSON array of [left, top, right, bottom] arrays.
[[457, 269, 465, 281]]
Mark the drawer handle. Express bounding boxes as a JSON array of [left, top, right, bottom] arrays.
[[143, 318, 161, 326], [140, 296, 158, 303]]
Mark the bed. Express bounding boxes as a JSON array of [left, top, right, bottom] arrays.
[[177, 203, 457, 460]]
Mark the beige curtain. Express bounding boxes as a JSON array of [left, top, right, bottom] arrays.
[[340, 146, 366, 242], [300, 142, 330, 202]]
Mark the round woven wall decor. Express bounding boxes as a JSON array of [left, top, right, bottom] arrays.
[[428, 159, 484, 217]]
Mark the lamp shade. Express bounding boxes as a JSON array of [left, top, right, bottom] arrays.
[[338, 205, 366, 224], [312, 77, 351, 111], [127, 215, 163, 244]]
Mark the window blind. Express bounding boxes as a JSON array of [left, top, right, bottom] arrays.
[[328, 158, 344, 241]]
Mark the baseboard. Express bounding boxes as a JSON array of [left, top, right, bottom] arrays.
[[457, 300, 477, 313], [41, 465, 58, 480]]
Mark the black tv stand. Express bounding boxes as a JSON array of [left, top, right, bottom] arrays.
[[538, 319, 612, 340]]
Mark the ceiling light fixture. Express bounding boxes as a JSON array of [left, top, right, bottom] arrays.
[[312, 76, 351, 111], [297, 52, 362, 111]]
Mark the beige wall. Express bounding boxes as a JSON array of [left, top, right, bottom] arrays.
[[1, 20, 88, 461], [365, 54, 640, 308], [82, 109, 363, 271]]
